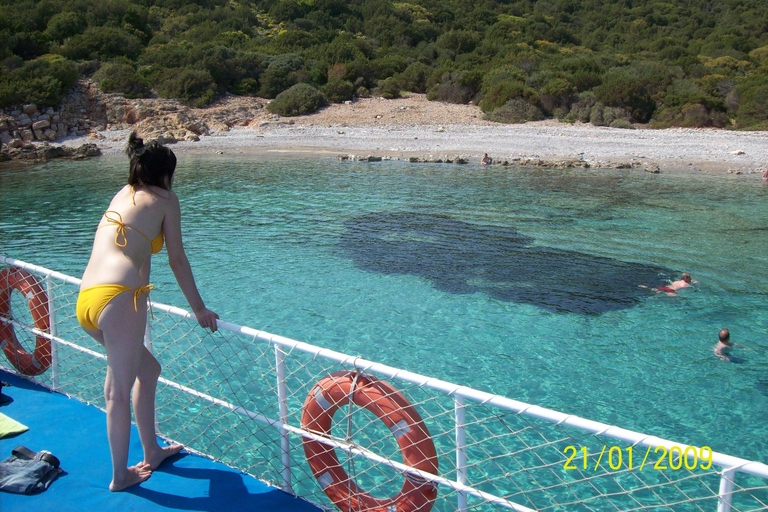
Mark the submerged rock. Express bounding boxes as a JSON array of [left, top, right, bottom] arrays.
[[0, 142, 101, 163]]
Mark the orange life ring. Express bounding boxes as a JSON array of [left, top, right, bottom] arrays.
[[0, 268, 51, 376], [301, 370, 438, 512]]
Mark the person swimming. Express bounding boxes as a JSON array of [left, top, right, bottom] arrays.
[[640, 272, 697, 295], [714, 328, 747, 362]]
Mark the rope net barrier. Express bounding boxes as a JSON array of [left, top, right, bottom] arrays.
[[1, 260, 767, 512]]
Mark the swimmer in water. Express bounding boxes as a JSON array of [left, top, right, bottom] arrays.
[[714, 328, 746, 362], [640, 272, 697, 295]]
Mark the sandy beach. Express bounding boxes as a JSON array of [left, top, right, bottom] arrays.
[[62, 93, 768, 176]]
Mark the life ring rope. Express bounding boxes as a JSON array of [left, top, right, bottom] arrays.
[[301, 370, 439, 512], [341, 370, 361, 512]]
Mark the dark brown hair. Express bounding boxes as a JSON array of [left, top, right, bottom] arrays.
[[125, 131, 176, 189]]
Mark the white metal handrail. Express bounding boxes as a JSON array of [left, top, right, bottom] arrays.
[[2, 256, 767, 512]]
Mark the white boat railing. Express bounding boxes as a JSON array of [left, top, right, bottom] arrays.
[[2, 256, 767, 512]]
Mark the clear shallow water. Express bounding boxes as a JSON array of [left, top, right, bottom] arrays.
[[1, 154, 767, 464]]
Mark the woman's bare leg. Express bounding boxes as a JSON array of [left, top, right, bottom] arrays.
[[97, 293, 153, 491], [132, 347, 184, 469]]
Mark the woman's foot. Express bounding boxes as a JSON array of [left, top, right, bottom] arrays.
[[109, 464, 152, 492], [144, 444, 184, 470]]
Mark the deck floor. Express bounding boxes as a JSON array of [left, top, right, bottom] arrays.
[[0, 369, 322, 512]]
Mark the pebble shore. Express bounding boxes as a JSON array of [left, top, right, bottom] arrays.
[[7, 87, 768, 176], [72, 121, 768, 176]]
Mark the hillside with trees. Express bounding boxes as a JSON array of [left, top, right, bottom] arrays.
[[2, 0, 767, 129]]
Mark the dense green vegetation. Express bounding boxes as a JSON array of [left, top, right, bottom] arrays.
[[2, 0, 767, 128]]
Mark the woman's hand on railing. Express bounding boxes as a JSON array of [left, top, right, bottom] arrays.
[[194, 307, 220, 332]]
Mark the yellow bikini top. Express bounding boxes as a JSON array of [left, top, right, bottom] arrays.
[[98, 186, 164, 254], [100, 211, 164, 254]]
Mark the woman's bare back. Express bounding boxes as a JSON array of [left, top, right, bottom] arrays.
[[80, 185, 170, 289]]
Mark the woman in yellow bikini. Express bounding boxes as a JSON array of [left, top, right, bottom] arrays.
[[77, 132, 219, 491]]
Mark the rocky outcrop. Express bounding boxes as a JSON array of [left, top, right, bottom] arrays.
[[0, 142, 100, 163], [0, 81, 105, 149], [95, 84, 268, 143], [337, 154, 595, 168], [0, 80, 270, 160], [335, 154, 669, 172]]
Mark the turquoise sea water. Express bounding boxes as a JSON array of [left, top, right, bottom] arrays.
[[1, 153, 767, 466]]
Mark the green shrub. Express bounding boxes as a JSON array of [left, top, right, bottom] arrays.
[[200, 47, 266, 93], [321, 79, 354, 102], [698, 74, 737, 101], [396, 62, 429, 93], [369, 55, 408, 81], [267, 83, 327, 116], [651, 103, 729, 128], [378, 77, 401, 99], [539, 77, 575, 114], [232, 78, 260, 96], [659, 79, 721, 111], [57, 26, 142, 61], [6, 31, 49, 61], [679, 104, 724, 127], [733, 75, 768, 129], [259, 53, 305, 98], [269, 0, 306, 23], [609, 119, 635, 129], [478, 81, 538, 113], [484, 99, 545, 124], [341, 59, 376, 89], [594, 69, 656, 122], [427, 71, 477, 104], [748, 45, 768, 65], [569, 91, 597, 122], [589, 103, 631, 126], [323, 33, 373, 64], [436, 30, 480, 54], [154, 67, 216, 107], [481, 66, 526, 93], [140, 41, 201, 69], [570, 70, 602, 92], [45, 12, 86, 43], [561, 57, 604, 92], [92, 61, 150, 98], [271, 30, 317, 52], [0, 55, 78, 108]]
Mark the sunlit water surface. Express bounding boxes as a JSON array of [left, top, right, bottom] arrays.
[[1, 153, 767, 464]]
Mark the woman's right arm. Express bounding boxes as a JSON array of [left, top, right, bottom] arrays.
[[163, 193, 219, 331]]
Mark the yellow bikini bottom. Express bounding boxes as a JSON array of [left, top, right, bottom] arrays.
[[76, 284, 154, 331]]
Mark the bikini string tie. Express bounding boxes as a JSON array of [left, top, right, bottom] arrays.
[[133, 284, 155, 319], [103, 211, 129, 248]]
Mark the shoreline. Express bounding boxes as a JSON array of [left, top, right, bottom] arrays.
[[48, 93, 768, 176]]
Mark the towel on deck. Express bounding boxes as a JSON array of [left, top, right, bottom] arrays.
[[0, 413, 28, 439]]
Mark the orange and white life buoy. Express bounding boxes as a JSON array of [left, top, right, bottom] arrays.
[[301, 370, 438, 512], [0, 268, 51, 376]]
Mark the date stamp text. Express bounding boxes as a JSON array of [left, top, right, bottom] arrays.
[[564, 445, 713, 471]]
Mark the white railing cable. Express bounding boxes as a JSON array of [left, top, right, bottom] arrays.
[[3, 256, 767, 512]]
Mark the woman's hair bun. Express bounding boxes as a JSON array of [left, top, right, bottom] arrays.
[[126, 131, 146, 158]]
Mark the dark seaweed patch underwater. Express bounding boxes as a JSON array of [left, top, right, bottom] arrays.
[[339, 212, 672, 315]]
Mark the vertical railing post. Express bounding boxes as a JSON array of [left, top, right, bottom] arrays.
[[717, 468, 735, 512], [455, 394, 468, 512], [275, 344, 292, 493], [45, 275, 59, 390]]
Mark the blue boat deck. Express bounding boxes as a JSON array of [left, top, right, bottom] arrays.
[[0, 369, 322, 512]]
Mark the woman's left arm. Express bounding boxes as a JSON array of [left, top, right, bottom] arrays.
[[163, 193, 219, 331]]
